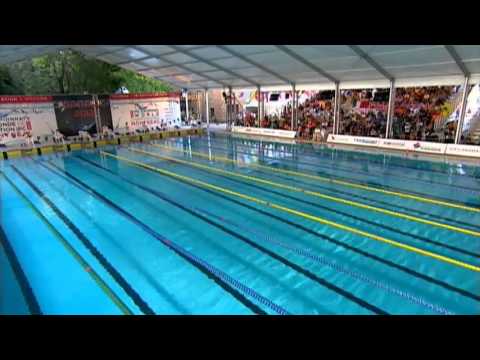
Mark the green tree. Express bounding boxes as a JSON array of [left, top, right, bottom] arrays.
[[0, 49, 174, 95]]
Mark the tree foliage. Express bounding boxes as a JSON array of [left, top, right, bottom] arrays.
[[0, 49, 173, 95]]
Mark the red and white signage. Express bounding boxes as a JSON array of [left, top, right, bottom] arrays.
[[232, 126, 297, 139], [0, 95, 57, 145], [445, 144, 480, 158], [327, 134, 449, 155], [110, 92, 181, 131]]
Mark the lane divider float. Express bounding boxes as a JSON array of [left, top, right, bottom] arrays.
[[151, 142, 480, 213], [100, 150, 480, 273], [133, 146, 480, 238]]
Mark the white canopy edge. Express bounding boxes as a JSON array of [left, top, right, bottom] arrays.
[[224, 74, 480, 92]]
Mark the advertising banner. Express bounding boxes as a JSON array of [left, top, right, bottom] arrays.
[[327, 134, 379, 147], [408, 141, 447, 155], [109, 92, 181, 132], [232, 126, 296, 139], [379, 139, 411, 151], [0, 96, 57, 146], [53, 95, 97, 137], [98, 94, 113, 130], [445, 144, 480, 158], [328, 134, 448, 155]]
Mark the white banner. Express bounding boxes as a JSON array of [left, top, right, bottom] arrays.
[[445, 144, 480, 158], [328, 134, 449, 155], [110, 93, 181, 132], [378, 139, 410, 151], [326, 134, 379, 146], [232, 126, 296, 139], [0, 96, 57, 146]]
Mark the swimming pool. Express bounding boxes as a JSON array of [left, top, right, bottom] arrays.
[[1, 131, 479, 315]]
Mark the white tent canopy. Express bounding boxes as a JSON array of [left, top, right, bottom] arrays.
[[1, 45, 480, 90]]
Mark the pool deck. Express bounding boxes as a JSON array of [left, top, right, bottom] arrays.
[[0, 128, 205, 161]]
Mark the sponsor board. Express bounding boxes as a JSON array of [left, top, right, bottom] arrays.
[[53, 95, 97, 137], [20, 148, 37, 157], [0, 96, 57, 145], [41, 146, 54, 154], [445, 144, 480, 158], [379, 139, 410, 151], [328, 135, 448, 155], [81, 142, 95, 149], [232, 126, 296, 139], [110, 93, 181, 132], [409, 141, 447, 155], [53, 144, 67, 152], [327, 134, 379, 147]]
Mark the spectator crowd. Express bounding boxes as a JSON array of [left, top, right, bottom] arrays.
[[235, 86, 461, 143]]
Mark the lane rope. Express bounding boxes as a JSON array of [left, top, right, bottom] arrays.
[[134, 146, 480, 238], [0, 171, 133, 315], [196, 208, 454, 315], [182, 138, 480, 194], [75, 155, 388, 314], [10, 165, 156, 315], [101, 150, 480, 273], [151, 142, 480, 213], [41, 160, 288, 315]]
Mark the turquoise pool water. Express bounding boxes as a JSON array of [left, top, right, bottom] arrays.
[[1, 131, 479, 315]]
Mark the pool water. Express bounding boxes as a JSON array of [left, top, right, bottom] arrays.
[[1, 131, 479, 315]]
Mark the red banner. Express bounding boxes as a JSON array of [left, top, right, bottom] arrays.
[[110, 92, 181, 101], [0, 95, 53, 103]]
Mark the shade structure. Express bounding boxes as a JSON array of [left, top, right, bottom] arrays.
[[2, 45, 480, 90]]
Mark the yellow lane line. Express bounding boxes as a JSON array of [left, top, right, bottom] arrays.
[[133, 146, 480, 238], [150, 142, 480, 214], [100, 150, 480, 273]]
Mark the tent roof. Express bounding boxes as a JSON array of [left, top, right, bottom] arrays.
[[2, 45, 480, 90]]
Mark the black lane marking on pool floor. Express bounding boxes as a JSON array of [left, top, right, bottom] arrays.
[[125, 154, 480, 303], [0, 224, 42, 315], [211, 132, 480, 179], [186, 140, 480, 194], [182, 139, 480, 199], [189, 136, 480, 198], [31, 160, 190, 315], [10, 165, 155, 315], [161, 145, 480, 233], [259, 169, 480, 233], [39, 162, 268, 315], [154, 156, 480, 259], [76, 155, 388, 315]]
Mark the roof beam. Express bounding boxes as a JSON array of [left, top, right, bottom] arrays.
[[79, 46, 129, 58], [114, 55, 154, 66], [167, 45, 259, 87], [216, 45, 294, 85], [275, 45, 339, 84], [130, 45, 229, 88], [348, 45, 394, 81], [444, 45, 470, 77]]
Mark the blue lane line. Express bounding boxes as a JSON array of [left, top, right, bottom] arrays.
[[119, 150, 480, 303], [210, 132, 480, 179], [76, 154, 453, 315], [74, 155, 387, 315], [39, 160, 287, 315], [10, 165, 155, 315], [151, 153, 480, 260], [177, 139, 480, 198], [0, 218, 42, 315], [188, 139, 480, 192], [195, 208, 454, 315]]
